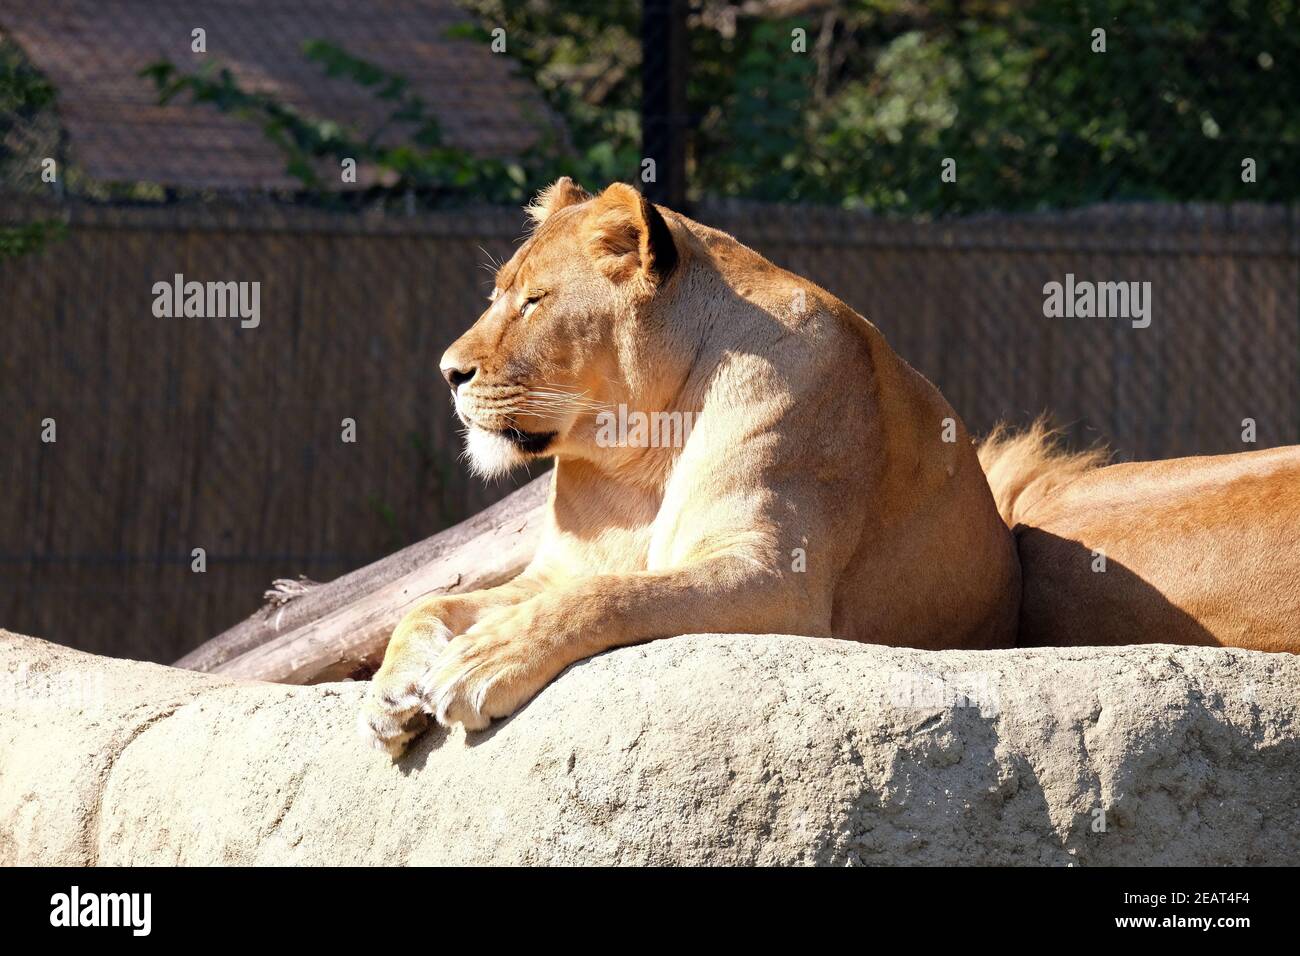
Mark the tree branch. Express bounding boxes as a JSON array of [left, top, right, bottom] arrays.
[[174, 474, 550, 677]]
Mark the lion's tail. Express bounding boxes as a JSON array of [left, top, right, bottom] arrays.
[[977, 417, 1108, 528]]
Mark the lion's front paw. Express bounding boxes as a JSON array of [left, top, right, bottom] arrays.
[[359, 673, 432, 758], [419, 635, 528, 732], [422, 605, 559, 731], [359, 616, 453, 758]]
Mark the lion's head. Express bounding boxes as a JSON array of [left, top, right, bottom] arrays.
[[440, 179, 679, 477]]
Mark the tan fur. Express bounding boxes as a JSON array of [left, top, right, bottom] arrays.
[[981, 425, 1300, 653], [977, 417, 1108, 527], [524, 177, 591, 227], [361, 179, 1020, 755]]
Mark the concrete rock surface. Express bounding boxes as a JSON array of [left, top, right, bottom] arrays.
[[1, 629, 1296, 865]]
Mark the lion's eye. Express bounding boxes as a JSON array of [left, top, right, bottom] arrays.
[[520, 291, 545, 318]]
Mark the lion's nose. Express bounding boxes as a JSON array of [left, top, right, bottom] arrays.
[[441, 365, 477, 391]]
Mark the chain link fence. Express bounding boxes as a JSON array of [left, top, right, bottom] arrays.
[[2, 1, 1298, 662]]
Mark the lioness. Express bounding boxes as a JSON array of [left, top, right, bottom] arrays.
[[979, 421, 1300, 653], [361, 179, 1019, 755]]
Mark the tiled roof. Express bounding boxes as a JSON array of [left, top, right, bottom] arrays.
[[0, 0, 556, 190]]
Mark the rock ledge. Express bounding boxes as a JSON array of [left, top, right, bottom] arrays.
[[1, 630, 1296, 865]]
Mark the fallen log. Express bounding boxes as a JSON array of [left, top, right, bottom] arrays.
[[174, 474, 550, 680]]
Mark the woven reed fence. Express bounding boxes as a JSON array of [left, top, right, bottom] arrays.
[[2, 200, 1297, 662]]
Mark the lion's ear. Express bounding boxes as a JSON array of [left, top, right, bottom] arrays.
[[584, 183, 678, 286], [525, 177, 591, 227]]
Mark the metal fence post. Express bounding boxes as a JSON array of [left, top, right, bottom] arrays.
[[641, 0, 688, 209]]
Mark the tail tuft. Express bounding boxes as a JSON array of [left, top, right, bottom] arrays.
[[977, 417, 1108, 527]]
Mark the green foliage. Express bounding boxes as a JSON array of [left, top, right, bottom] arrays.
[[0, 43, 66, 259], [134, 1, 1298, 212], [4, 35, 167, 205], [140, 40, 531, 203], [896, 0, 1300, 212], [0, 39, 55, 119], [0, 219, 66, 258], [457, 0, 644, 187], [0, 35, 61, 221], [697, 20, 818, 200], [461, 0, 1299, 212]]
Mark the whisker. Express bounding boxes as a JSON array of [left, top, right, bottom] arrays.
[[526, 386, 610, 409], [523, 390, 604, 403], [520, 398, 609, 414]]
